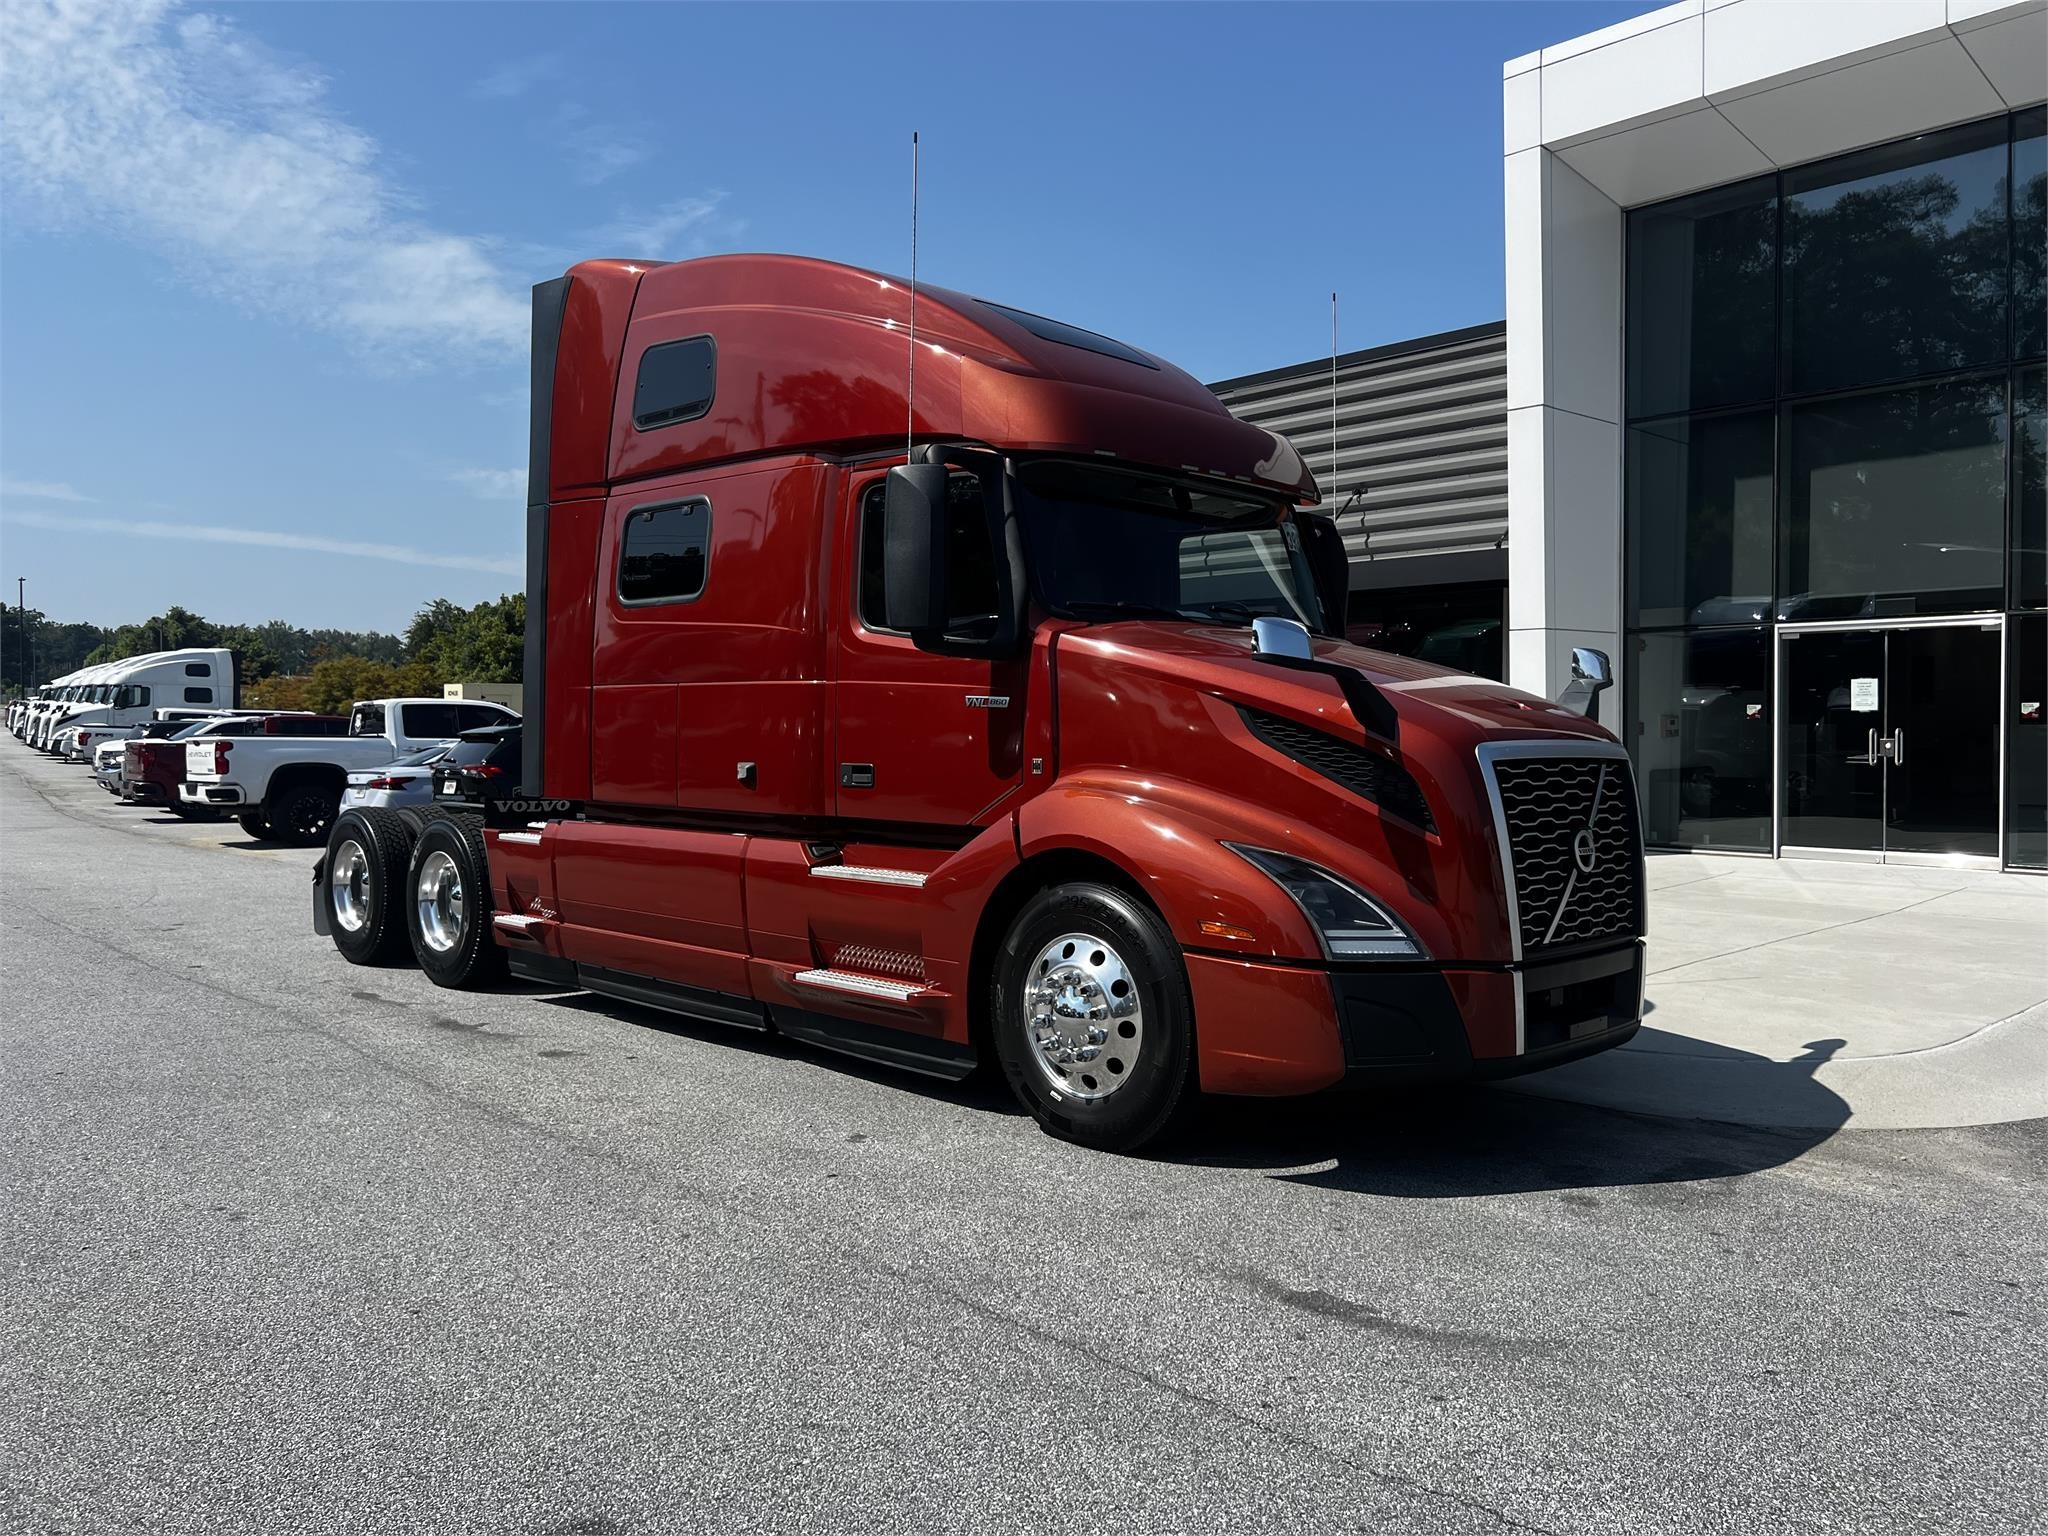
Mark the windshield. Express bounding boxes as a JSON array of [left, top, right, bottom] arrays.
[[169, 720, 217, 740], [1015, 461, 1321, 629]]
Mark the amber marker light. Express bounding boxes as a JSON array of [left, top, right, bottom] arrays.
[[1199, 920, 1258, 944]]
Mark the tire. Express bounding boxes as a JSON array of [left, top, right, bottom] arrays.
[[406, 814, 505, 990], [324, 809, 419, 966], [236, 810, 270, 838], [989, 881, 1196, 1153], [265, 782, 339, 848]]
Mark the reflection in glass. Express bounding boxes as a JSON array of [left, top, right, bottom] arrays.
[[1783, 118, 2010, 395], [1780, 375, 2006, 620], [1629, 628, 1771, 851], [2016, 109, 2045, 360], [1628, 410, 1774, 627], [2018, 367, 2045, 611], [1627, 177, 1777, 419], [2009, 613, 2047, 869]]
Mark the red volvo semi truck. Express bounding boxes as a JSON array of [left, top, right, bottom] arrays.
[[315, 254, 1646, 1151]]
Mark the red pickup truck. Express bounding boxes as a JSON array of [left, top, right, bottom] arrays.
[[315, 255, 1645, 1151]]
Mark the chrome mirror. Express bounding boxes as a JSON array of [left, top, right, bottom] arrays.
[[1556, 647, 1614, 721], [1251, 616, 1314, 661]]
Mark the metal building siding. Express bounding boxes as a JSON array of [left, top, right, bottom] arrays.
[[1209, 322, 1507, 569]]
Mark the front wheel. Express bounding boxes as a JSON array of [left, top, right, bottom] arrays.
[[406, 815, 505, 990], [990, 881, 1196, 1153]]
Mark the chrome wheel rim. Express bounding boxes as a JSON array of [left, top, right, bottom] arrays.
[[330, 839, 370, 933], [415, 849, 466, 954], [1023, 930, 1143, 1102]]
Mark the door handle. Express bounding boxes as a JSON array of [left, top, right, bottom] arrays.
[[1849, 727, 1879, 765], [1880, 730, 1903, 766]]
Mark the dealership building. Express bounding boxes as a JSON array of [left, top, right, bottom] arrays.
[[1219, 0, 2044, 872]]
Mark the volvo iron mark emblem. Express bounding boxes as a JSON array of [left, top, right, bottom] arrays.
[[1572, 826, 1598, 874]]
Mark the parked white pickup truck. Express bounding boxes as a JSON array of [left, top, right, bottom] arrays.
[[180, 696, 518, 845]]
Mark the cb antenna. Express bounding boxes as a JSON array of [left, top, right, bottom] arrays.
[[906, 130, 919, 462]]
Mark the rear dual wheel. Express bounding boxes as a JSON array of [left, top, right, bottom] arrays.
[[406, 815, 505, 990], [324, 809, 417, 966], [990, 882, 1195, 1154]]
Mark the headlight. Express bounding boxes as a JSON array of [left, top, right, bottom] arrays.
[[1224, 844, 1426, 960]]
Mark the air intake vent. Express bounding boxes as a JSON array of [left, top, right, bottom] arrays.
[[1238, 707, 1436, 834]]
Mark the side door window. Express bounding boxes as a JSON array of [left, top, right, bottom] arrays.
[[836, 473, 1024, 826]]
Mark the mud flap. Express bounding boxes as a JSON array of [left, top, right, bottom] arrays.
[[311, 857, 332, 937]]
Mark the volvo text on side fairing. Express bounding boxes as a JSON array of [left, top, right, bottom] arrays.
[[312, 255, 1647, 1152]]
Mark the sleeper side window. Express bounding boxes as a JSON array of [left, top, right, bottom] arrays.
[[184, 662, 211, 677], [632, 337, 716, 429], [183, 687, 214, 704], [619, 499, 711, 605]]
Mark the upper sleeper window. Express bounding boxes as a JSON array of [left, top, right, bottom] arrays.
[[975, 301, 1159, 370], [619, 499, 711, 605], [633, 337, 716, 429], [184, 662, 211, 677]]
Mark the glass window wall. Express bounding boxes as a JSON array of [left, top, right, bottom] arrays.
[[1628, 410, 1774, 628], [1782, 118, 2010, 396], [1626, 176, 1777, 419], [1629, 628, 1772, 852], [1779, 374, 2007, 621], [1625, 110, 2040, 860], [2015, 109, 2045, 362]]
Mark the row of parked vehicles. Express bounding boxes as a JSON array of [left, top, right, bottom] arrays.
[[8, 651, 518, 846]]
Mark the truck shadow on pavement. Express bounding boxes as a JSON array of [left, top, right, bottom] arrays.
[[536, 992, 1852, 1197], [1178, 1034, 1853, 1198]]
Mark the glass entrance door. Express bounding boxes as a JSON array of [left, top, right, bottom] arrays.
[[1779, 623, 2002, 862]]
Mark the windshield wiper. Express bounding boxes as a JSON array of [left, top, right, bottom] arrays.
[[1059, 600, 1189, 622], [1181, 600, 1273, 625]]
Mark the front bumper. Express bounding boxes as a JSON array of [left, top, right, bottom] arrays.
[[1187, 940, 1644, 1096], [179, 781, 246, 806]]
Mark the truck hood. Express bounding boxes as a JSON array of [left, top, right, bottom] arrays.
[[1060, 621, 1614, 746]]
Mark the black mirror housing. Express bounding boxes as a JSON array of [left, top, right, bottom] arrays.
[[1294, 513, 1350, 639], [881, 463, 950, 634]]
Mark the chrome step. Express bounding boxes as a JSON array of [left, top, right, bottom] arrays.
[[790, 968, 935, 1003]]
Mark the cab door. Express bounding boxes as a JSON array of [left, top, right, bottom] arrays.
[[832, 469, 1026, 828]]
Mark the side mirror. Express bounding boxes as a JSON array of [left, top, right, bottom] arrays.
[[1556, 647, 1614, 721], [881, 463, 950, 634], [1293, 513, 1350, 639]]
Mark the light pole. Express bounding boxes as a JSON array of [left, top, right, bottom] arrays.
[[14, 578, 26, 689]]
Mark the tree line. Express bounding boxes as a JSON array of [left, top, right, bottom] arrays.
[[1, 596, 523, 716]]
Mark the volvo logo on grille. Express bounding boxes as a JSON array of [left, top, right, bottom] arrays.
[[1572, 826, 1598, 874]]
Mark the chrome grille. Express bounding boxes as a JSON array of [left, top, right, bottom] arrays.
[[1488, 754, 1643, 954]]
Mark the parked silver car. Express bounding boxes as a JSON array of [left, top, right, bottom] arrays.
[[338, 743, 454, 813]]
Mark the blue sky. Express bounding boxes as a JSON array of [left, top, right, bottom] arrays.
[[0, 0, 1656, 637]]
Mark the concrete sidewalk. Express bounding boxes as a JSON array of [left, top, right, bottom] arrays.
[[1511, 853, 2048, 1131]]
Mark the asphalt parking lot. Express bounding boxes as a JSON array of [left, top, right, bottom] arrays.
[[3, 746, 2044, 1536]]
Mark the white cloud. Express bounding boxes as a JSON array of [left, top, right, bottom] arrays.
[[592, 195, 734, 259], [559, 116, 648, 186], [446, 468, 527, 502], [6, 509, 519, 576], [469, 54, 558, 101], [0, 479, 93, 503], [0, 0, 527, 362]]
